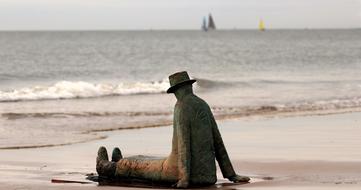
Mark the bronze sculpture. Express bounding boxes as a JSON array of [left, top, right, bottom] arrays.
[[96, 71, 250, 188]]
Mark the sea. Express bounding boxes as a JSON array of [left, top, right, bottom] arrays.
[[0, 29, 360, 149]]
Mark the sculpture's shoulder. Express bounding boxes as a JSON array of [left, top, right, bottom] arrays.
[[183, 94, 211, 113]]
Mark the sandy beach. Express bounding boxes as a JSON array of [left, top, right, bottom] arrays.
[[1, 111, 360, 189], [0, 1, 360, 189]]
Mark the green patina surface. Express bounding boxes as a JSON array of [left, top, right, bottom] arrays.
[[96, 72, 249, 188]]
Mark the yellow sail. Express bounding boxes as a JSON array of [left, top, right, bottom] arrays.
[[259, 19, 265, 31]]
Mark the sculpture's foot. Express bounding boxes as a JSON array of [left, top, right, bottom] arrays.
[[97, 146, 109, 162], [112, 147, 123, 162], [96, 146, 116, 178]]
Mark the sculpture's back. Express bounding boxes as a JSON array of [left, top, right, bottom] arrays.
[[173, 93, 218, 185]]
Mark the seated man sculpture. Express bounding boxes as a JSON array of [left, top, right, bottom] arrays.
[[96, 71, 250, 188]]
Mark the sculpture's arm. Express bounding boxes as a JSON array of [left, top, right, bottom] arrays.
[[210, 113, 237, 178], [210, 111, 250, 183], [176, 106, 191, 188]]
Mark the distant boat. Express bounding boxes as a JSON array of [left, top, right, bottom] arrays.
[[208, 14, 216, 30], [202, 16, 208, 32], [201, 13, 216, 31], [259, 19, 265, 31]]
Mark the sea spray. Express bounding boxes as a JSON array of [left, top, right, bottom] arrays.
[[0, 80, 169, 102]]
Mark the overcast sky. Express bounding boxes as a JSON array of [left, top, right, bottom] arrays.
[[0, 0, 360, 30]]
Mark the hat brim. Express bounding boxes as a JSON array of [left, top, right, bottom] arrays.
[[166, 79, 196, 93]]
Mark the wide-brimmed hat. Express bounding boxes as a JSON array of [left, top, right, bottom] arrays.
[[167, 71, 196, 93]]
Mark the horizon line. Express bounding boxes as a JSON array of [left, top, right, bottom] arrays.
[[0, 27, 359, 32]]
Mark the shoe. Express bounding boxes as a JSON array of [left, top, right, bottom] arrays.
[[111, 147, 123, 162], [96, 146, 109, 175], [97, 146, 109, 162], [96, 146, 116, 177]]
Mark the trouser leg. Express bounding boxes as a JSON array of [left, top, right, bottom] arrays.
[[97, 147, 177, 183], [115, 156, 176, 183]]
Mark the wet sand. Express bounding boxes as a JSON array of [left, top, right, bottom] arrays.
[[1, 112, 361, 189]]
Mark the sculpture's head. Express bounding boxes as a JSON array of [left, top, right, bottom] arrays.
[[167, 71, 196, 98]]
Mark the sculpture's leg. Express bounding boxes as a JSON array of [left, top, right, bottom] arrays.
[[96, 147, 178, 184], [115, 155, 171, 182]]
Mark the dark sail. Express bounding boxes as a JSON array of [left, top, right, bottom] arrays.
[[208, 14, 216, 30]]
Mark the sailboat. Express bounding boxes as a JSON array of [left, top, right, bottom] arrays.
[[208, 14, 216, 30], [259, 19, 265, 31], [202, 16, 208, 32], [201, 13, 216, 31]]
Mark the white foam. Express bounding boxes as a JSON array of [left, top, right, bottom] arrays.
[[0, 80, 170, 102], [277, 96, 361, 112]]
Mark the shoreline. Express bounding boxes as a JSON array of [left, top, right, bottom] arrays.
[[1, 106, 361, 150], [1, 111, 361, 189]]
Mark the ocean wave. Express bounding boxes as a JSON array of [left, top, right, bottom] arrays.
[[2, 111, 171, 120], [194, 78, 236, 89], [3, 96, 361, 120], [0, 78, 236, 102], [212, 96, 361, 118], [0, 80, 170, 102]]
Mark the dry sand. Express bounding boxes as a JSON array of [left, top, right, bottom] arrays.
[[0, 112, 361, 189]]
